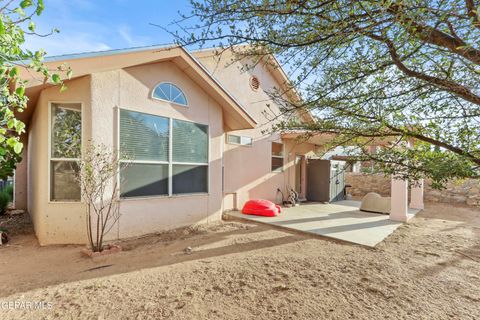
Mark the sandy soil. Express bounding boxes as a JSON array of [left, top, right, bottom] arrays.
[[0, 203, 479, 320]]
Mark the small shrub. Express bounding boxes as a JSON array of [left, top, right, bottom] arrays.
[[4, 185, 13, 199], [76, 143, 127, 252], [0, 191, 10, 214]]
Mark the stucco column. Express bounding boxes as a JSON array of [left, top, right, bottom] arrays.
[[301, 156, 307, 199], [390, 175, 409, 222], [410, 179, 424, 210]]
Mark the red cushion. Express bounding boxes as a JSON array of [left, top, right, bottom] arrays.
[[242, 199, 281, 217]]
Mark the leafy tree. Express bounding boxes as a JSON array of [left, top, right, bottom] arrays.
[[172, 0, 480, 187], [0, 0, 67, 180]]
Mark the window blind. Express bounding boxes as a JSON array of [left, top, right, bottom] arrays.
[[120, 109, 169, 161], [172, 119, 208, 163], [119, 109, 209, 197]]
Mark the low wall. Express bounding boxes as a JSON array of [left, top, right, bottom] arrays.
[[345, 173, 480, 207]]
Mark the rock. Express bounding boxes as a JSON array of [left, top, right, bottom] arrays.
[[7, 209, 24, 216], [451, 195, 467, 203], [346, 173, 480, 207], [0, 231, 8, 245]]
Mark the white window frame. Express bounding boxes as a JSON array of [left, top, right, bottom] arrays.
[[151, 82, 188, 107], [271, 141, 284, 172], [118, 108, 209, 199], [226, 134, 253, 147], [47, 101, 84, 203]]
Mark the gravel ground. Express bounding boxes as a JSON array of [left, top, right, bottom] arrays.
[[1, 203, 479, 320]]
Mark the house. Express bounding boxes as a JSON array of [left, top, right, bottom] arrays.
[[13, 45, 322, 245]]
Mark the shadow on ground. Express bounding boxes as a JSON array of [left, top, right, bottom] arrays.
[[0, 215, 309, 297]]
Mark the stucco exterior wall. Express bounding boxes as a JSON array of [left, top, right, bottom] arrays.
[[28, 76, 92, 245], [28, 61, 225, 244], [90, 61, 224, 239], [195, 51, 317, 209]]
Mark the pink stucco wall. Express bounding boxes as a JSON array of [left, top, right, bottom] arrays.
[[28, 61, 225, 244], [27, 76, 91, 244], [92, 61, 225, 239], [194, 50, 317, 209]]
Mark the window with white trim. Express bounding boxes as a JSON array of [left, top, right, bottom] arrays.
[[152, 82, 188, 106], [119, 109, 208, 198], [50, 103, 82, 201], [271, 142, 284, 172], [120, 109, 169, 197], [227, 134, 253, 146], [172, 119, 208, 194]]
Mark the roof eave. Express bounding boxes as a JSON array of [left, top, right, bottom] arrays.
[[21, 45, 257, 131]]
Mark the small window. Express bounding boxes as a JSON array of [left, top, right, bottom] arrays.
[[50, 103, 82, 201], [152, 82, 187, 106], [271, 142, 284, 172], [227, 134, 253, 146], [250, 76, 260, 91]]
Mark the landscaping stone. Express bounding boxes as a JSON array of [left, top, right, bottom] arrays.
[[6, 209, 25, 216]]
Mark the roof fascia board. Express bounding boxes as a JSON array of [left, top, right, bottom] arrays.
[[180, 47, 257, 126]]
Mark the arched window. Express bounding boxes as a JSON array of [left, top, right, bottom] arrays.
[[152, 82, 188, 106]]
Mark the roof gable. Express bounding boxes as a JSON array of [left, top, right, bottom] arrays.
[[21, 45, 257, 130], [192, 46, 314, 124]]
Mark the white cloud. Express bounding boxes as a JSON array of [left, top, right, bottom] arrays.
[[22, 0, 111, 56], [117, 25, 151, 48], [22, 0, 155, 56]]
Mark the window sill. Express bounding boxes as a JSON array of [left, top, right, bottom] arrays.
[[120, 193, 209, 201], [48, 200, 83, 204], [227, 143, 253, 147]]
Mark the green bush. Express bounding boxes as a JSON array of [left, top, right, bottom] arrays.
[[0, 191, 10, 214], [4, 185, 13, 199]]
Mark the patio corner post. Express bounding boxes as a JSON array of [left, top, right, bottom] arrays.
[[410, 179, 424, 210], [390, 175, 409, 222]]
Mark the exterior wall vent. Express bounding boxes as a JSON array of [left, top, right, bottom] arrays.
[[249, 76, 260, 91]]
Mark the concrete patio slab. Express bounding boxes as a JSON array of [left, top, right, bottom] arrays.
[[227, 200, 420, 247]]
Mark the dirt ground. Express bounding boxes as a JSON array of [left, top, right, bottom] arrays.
[[0, 203, 479, 320]]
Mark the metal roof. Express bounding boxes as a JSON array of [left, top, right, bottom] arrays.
[[42, 43, 178, 62]]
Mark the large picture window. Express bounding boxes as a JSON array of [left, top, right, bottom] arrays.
[[119, 109, 208, 198], [50, 103, 82, 201]]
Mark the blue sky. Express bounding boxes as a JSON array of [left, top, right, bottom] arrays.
[[24, 0, 195, 56]]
